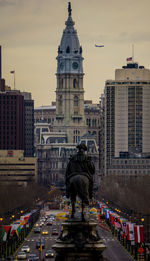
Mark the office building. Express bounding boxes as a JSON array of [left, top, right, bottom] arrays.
[[102, 61, 150, 176], [22, 92, 34, 157]]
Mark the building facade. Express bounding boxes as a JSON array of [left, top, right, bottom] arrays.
[[22, 92, 34, 157], [0, 150, 37, 185], [0, 47, 37, 185], [35, 3, 100, 187], [102, 61, 150, 176], [34, 100, 100, 146], [54, 2, 87, 143], [0, 90, 24, 150]]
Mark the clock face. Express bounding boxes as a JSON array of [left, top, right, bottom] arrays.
[[60, 62, 64, 70], [72, 62, 78, 70]]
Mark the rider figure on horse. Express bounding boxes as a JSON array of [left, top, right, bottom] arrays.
[[65, 143, 95, 201]]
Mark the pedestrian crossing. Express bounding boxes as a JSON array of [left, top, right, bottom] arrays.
[[25, 236, 114, 243], [100, 237, 116, 242], [25, 236, 58, 242]]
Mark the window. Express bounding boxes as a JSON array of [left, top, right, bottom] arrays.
[[73, 79, 77, 88], [66, 46, 70, 53], [74, 96, 78, 106]]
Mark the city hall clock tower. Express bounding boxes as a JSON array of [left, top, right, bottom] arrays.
[[54, 2, 87, 143]]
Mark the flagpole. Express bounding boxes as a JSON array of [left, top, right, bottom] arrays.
[[14, 71, 15, 90], [132, 44, 134, 63], [10, 70, 15, 90]]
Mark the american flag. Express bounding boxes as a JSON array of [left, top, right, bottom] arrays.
[[126, 57, 132, 62]]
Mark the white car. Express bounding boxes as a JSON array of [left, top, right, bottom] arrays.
[[16, 251, 27, 260], [21, 245, 30, 253]]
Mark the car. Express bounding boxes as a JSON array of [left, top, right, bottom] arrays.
[[34, 227, 41, 233], [16, 252, 27, 260], [36, 241, 45, 249], [47, 221, 53, 226], [45, 250, 55, 258], [21, 245, 30, 253], [27, 254, 39, 261], [52, 228, 59, 235], [42, 230, 48, 235]]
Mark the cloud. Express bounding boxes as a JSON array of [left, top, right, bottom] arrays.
[[97, 32, 150, 44], [0, 0, 16, 7]]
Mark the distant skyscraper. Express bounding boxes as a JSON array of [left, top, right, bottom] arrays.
[[0, 47, 37, 186], [0, 90, 24, 150], [22, 92, 34, 157], [54, 2, 87, 143], [103, 62, 150, 175]]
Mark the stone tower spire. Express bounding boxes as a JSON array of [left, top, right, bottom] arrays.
[[54, 2, 86, 144]]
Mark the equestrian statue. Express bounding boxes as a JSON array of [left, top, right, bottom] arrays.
[[65, 144, 95, 221]]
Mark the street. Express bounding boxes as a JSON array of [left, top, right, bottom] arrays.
[[15, 209, 135, 261], [98, 226, 134, 261]]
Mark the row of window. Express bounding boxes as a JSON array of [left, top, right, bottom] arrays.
[[112, 159, 150, 164], [109, 170, 150, 174], [86, 118, 97, 127], [59, 78, 79, 89]]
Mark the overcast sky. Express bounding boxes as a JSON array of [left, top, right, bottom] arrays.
[[1, 0, 150, 107]]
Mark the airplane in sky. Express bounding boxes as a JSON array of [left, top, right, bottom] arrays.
[[95, 44, 104, 47]]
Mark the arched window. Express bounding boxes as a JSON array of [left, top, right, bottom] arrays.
[[73, 79, 77, 88], [92, 119, 94, 127], [66, 46, 70, 53], [74, 96, 78, 106], [95, 119, 97, 127]]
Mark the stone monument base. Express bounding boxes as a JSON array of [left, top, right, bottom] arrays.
[[52, 218, 106, 261]]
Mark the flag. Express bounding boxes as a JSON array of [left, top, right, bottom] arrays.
[[10, 223, 19, 236], [127, 222, 134, 241], [122, 222, 127, 234], [114, 218, 121, 229], [134, 225, 144, 243], [10, 70, 15, 74], [126, 57, 132, 62], [16, 223, 22, 237], [105, 209, 110, 219], [23, 214, 30, 224], [110, 213, 115, 225], [1, 226, 11, 241]]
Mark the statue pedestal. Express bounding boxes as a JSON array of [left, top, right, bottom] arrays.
[[52, 219, 106, 261]]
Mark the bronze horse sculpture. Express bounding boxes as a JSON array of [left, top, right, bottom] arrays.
[[65, 144, 95, 221]]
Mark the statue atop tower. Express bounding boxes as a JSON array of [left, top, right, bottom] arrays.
[[68, 2, 72, 16]]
